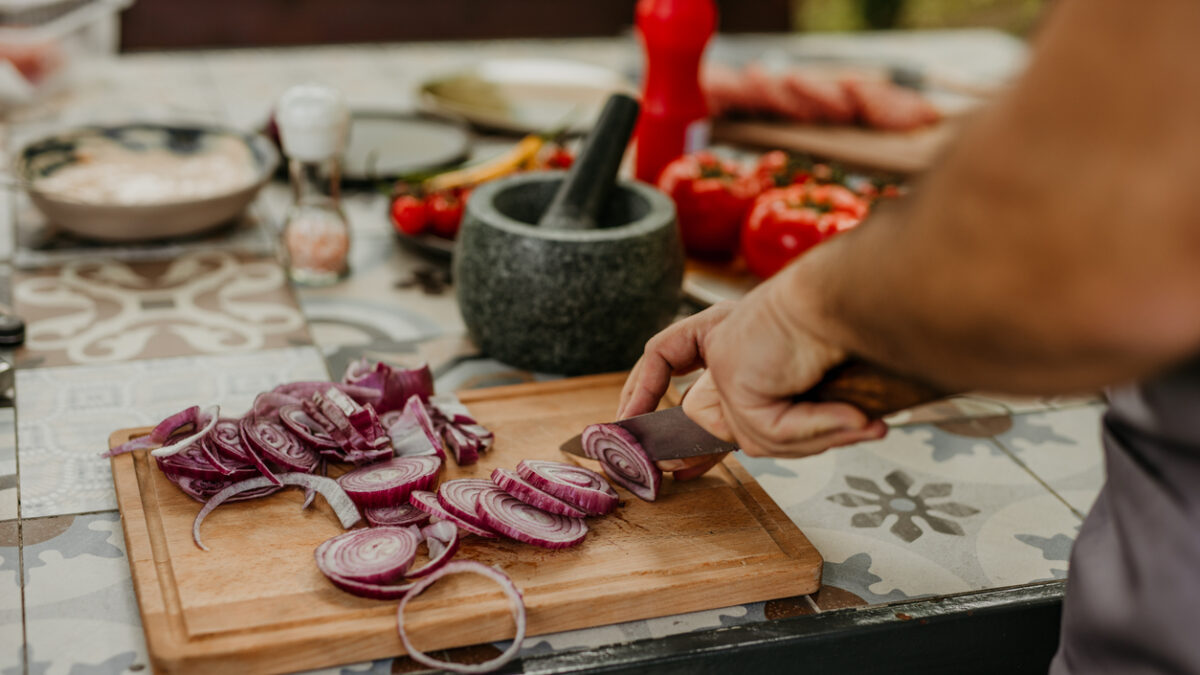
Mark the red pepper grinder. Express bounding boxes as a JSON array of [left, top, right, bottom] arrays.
[[633, 0, 716, 185]]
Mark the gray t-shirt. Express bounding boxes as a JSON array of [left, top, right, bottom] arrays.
[[1050, 357, 1200, 674]]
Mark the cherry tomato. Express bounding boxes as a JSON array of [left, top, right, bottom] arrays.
[[657, 152, 761, 259], [544, 146, 575, 169], [427, 191, 465, 239], [390, 195, 428, 236], [740, 183, 869, 279]]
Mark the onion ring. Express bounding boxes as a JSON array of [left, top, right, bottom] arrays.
[[337, 456, 442, 509], [581, 423, 662, 502], [193, 473, 360, 551], [490, 467, 586, 518], [315, 526, 421, 584], [475, 485, 587, 549], [516, 459, 618, 516]]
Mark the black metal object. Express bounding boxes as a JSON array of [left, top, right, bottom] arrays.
[[515, 581, 1065, 675]]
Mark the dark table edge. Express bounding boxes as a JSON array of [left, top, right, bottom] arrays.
[[513, 580, 1066, 675]]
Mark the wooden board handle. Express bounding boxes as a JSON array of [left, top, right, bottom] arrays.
[[796, 359, 950, 419]]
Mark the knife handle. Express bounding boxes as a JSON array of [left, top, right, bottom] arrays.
[[795, 359, 950, 419]]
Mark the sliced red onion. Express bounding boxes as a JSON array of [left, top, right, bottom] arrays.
[[342, 359, 434, 413], [437, 479, 497, 531], [405, 520, 460, 579], [409, 490, 498, 539], [156, 442, 248, 481], [240, 417, 319, 473], [315, 526, 421, 584], [278, 404, 338, 449], [337, 456, 442, 509], [397, 561, 526, 674], [193, 473, 360, 551], [365, 503, 432, 528], [210, 418, 251, 463], [319, 570, 416, 600], [173, 476, 280, 503], [516, 460, 618, 516], [251, 391, 302, 421], [475, 485, 588, 549], [274, 381, 384, 409], [197, 436, 237, 476], [150, 405, 220, 458], [490, 467, 586, 518], [441, 425, 480, 466], [581, 423, 662, 502], [386, 396, 445, 459]]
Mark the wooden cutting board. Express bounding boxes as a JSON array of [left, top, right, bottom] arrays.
[[712, 117, 962, 174], [110, 373, 822, 674]]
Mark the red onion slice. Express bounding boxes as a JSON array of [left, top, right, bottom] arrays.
[[156, 442, 249, 481], [397, 561, 526, 674], [516, 459, 618, 516], [315, 526, 421, 584], [240, 417, 320, 473], [475, 486, 588, 549], [210, 418, 251, 462], [174, 476, 280, 503], [386, 396, 445, 459], [274, 381, 384, 408], [405, 520, 460, 579], [193, 473, 361, 551], [409, 491, 498, 539], [342, 359, 434, 413], [251, 391, 302, 421], [337, 456, 442, 509], [150, 405, 220, 458], [365, 503, 432, 528], [437, 479, 497, 531], [278, 404, 338, 449], [490, 467, 587, 518], [320, 570, 416, 600], [581, 423, 662, 502]]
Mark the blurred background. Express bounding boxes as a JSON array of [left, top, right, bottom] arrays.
[[109, 0, 1046, 51]]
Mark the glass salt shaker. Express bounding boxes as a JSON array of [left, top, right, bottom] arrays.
[[276, 84, 351, 285]]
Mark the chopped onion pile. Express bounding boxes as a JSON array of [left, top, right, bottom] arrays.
[[517, 459, 619, 516], [581, 423, 662, 502], [427, 395, 495, 466], [337, 456, 442, 509]]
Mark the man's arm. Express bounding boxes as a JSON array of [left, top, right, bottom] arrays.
[[789, 0, 1200, 395]]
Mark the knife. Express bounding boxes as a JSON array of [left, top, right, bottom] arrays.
[[560, 359, 949, 460]]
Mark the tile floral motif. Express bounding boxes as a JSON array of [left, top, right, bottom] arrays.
[[827, 470, 981, 543], [975, 493, 1088, 586], [13, 252, 310, 368], [17, 346, 329, 518]]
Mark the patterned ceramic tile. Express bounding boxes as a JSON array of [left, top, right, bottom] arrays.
[[16, 346, 329, 518], [991, 405, 1107, 517], [0, 520, 20, 673], [736, 418, 1082, 601], [0, 409, 16, 523], [21, 513, 149, 674], [13, 251, 310, 369]]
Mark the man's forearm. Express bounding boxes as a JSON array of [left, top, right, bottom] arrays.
[[773, 0, 1200, 395]]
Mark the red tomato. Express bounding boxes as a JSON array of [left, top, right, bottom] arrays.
[[740, 184, 869, 279], [657, 152, 761, 259], [427, 191, 465, 239], [544, 146, 575, 169], [390, 195, 428, 236]]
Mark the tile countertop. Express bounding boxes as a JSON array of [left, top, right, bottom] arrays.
[[0, 30, 1102, 675]]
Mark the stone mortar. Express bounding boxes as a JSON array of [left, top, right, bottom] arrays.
[[455, 171, 683, 375]]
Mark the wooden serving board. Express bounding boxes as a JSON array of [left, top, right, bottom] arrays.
[[110, 373, 822, 674], [712, 117, 962, 175]]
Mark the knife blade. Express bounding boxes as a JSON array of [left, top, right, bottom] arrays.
[[559, 406, 739, 460], [560, 359, 950, 461]]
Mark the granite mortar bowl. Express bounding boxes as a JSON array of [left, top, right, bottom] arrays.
[[454, 171, 683, 375]]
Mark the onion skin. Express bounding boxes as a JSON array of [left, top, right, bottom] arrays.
[[193, 473, 361, 551], [409, 490, 498, 539], [475, 485, 588, 549], [314, 526, 421, 585], [581, 423, 662, 502], [337, 456, 442, 510], [397, 561, 526, 675], [490, 467, 587, 518], [516, 460, 618, 516]]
